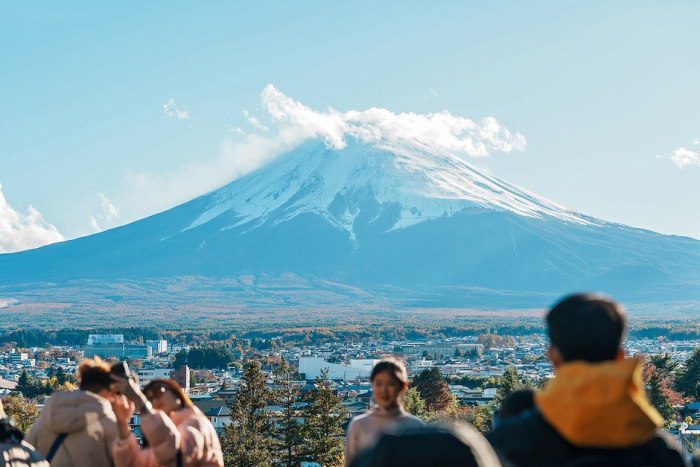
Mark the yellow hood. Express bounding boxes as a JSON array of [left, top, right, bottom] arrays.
[[535, 357, 663, 448]]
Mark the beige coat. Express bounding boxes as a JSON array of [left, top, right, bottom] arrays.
[[344, 406, 424, 466], [112, 406, 223, 467], [25, 391, 118, 467]]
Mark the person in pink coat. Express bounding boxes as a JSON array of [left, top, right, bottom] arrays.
[[111, 378, 223, 467]]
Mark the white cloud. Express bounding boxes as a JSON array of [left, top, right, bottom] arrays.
[[658, 139, 700, 169], [88, 193, 120, 232], [89, 215, 102, 233], [0, 182, 64, 253], [228, 126, 246, 135], [122, 85, 526, 220], [243, 110, 269, 132], [163, 98, 190, 120], [259, 84, 526, 157], [99, 192, 120, 220]]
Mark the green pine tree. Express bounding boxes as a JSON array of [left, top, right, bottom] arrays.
[[494, 366, 521, 406], [273, 357, 304, 467], [220, 361, 275, 467], [14, 370, 37, 399], [648, 369, 675, 427], [676, 347, 700, 400], [404, 386, 427, 420], [301, 370, 347, 467]]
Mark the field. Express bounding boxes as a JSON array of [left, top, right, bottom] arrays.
[[2, 275, 699, 336]]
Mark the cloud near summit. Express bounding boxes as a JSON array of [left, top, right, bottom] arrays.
[[123, 85, 527, 225], [260, 84, 526, 157]]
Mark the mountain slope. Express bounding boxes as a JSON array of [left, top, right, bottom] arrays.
[[1, 138, 699, 305]]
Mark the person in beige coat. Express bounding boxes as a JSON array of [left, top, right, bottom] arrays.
[[345, 358, 424, 467], [26, 358, 118, 467]]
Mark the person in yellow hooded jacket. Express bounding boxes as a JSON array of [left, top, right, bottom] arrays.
[[488, 293, 688, 467]]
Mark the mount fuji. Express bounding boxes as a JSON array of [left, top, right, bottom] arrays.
[[2, 138, 700, 319]]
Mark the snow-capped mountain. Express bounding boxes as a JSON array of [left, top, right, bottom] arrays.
[[2, 138, 700, 305], [186, 139, 591, 239]]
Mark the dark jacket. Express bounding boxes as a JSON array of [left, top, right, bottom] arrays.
[[0, 416, 49, 467], [488, 358, 688, 467], [488, 410, 687, 467]]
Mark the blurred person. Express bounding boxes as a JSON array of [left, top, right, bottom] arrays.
[[26, 358, 119, 467], [0, 399, 48, 467], [345, 357, 425, 466], [488, 294, 687, 467], [110, 378, 223, 467], [350, 424, 501, 467], [494, 388, 535, 427]]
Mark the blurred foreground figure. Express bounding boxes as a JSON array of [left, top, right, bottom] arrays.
[[111, 378, 223, 467], [0, 400, 48, 467], [351, 424, 501, 467], [345, 358, 424, 466], [488, 294, 688, 467], [496, 388, 535, 425], [26, 358, 118, 467]]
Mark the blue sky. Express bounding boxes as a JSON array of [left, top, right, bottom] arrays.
[[1, 1, 699, 252]]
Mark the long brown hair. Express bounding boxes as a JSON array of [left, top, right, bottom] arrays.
[[144, 379, 193, 408]]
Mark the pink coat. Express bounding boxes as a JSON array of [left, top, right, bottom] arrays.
[[113, 407, 223, 467]]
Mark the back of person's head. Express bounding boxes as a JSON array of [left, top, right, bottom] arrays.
[[0, 399, 23, 444], [350, 424, 501, 467], [144, 379, 193, 408], [547, 293, 626, 363], [370, 357, 408, 385], [78, 357, 112, 393], [499, 388, 535, 421]]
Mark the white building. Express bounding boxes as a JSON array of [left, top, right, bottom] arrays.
[[87, 334, 124, 345], [145, 340, 168, 354], [9, 352, 28, 364], [136, 368, 174, 389], [298, 357, 378, 381]]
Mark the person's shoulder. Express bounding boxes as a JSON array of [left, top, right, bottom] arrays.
[[349, 411, 372, 426], [644, 430, 688, 467], [488, 410, 552, 444], [399, 413, 425, 427]]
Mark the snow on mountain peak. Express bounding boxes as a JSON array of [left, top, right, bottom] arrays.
[[185, 138, 593, 239]]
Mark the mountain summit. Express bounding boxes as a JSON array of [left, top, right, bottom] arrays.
[[2, 138, 700, 305], [186, 139, 591, 239]]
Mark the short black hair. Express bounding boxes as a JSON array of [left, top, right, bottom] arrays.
[[499, 388, 535, 420], [546, 293, 626, 363]]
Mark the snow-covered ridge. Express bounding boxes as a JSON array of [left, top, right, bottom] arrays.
[[185, 138, 594, 237]]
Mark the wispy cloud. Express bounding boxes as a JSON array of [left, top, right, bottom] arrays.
[[260, 84, 526, 157], [88, 192, 120, 232], [658, 139, 700, 169], [123, 85, 526, 220], [0, 182, 64, 253], [163, 98, 190, 120], [99, 192, 120, 220], [243, 110, 269, 132]]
